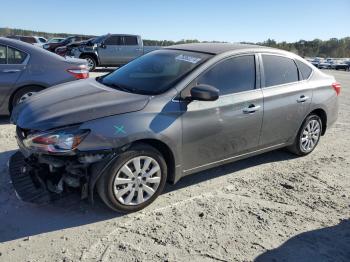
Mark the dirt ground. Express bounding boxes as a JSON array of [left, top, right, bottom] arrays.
[[0, 70, 349, 262]]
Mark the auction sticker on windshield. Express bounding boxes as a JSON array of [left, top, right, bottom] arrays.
[[175, 54, 202, 64]]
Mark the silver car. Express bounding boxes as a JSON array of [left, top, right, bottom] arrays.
[[0, 37, 89, 115], [10, 43, 339, 212]]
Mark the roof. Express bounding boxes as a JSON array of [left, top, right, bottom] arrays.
[[0, 37, 66, 61], [165, 43, 274, 55]]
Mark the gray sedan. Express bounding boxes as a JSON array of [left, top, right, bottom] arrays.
[[10, 43, 339, 212], [0, 37, 89, 115]]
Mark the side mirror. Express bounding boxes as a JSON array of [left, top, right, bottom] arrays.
[[99, 42, 106, 49], [190, 85, 219, 101]]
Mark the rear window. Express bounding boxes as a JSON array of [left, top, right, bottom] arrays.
[[7, 47, 27, 64], [124, 36, 138, 45], [38, 38, 47, 43], [295, 59, 313, 79], [262, 55, 299, 87]]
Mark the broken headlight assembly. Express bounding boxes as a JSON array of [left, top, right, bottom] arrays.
[[23, 127, 90, 154]]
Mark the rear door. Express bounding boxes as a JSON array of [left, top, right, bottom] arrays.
[[98, 35, 123, 65], [118, 36, 143, 64], [0, 45, 27, 107], [181, 54, 264, 172], [259, 54, 312, 147]]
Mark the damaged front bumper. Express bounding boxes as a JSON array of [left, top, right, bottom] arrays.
[[8, 125, 125, 205], [9, 145, 121, 205]]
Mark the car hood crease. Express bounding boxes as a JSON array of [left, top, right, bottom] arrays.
[[11, 78, 150, 130]]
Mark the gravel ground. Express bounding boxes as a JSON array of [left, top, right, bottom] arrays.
[[0, 70, 349, 262]]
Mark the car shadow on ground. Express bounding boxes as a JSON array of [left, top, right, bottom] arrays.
[[254, 219, 350, 261], [0, 149, 118, 243], [92, 67, 116, 73], [0, 148, 297, 243], [0, 116, 10, 125], [165, 148, 297, 193]]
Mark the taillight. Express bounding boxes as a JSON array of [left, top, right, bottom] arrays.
[[332, 82, 341, 96], [67, 66, 89, 79]]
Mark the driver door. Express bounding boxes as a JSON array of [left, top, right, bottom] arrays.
[[98, 35, 123, 65], [181, 55, 264, 173]]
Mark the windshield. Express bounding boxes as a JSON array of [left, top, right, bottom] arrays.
[[99, 49, 212, 95], [91, 34, 108, 44]]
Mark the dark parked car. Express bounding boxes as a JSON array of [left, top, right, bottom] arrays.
[[0, 37, 89, 114], [10, 44, 339, 212], [42, 35, 92, 53], [332, 62, 349, 71]]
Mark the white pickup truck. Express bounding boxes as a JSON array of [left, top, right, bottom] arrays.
[[69, 34, 160, 71]]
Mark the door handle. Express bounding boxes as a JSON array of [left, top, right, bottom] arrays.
[[2, 69, 21, 73], [297, 95, 309, 103], [243, 104, 261, 114]]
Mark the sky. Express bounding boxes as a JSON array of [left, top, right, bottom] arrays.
[[1, 0, 349, 43]]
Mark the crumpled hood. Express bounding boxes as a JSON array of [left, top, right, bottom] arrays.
[[11, 78, 150, 131]]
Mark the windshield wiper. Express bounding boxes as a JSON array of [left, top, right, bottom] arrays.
[[106, 83, 135, 93]]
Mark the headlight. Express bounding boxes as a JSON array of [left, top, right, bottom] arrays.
[[43, 44, 49, 49], [23, 127, 90, 154]]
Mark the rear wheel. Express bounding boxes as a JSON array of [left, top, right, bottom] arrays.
[[97, 144, 167, 213], [288, 114, 322, 156], [11, 86, 44, 109]]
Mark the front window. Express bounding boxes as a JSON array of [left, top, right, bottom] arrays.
[[105, 36, 122, 46], [99, 50, 212, 95], [197, 55, 256, 95], [0, 45, 6, 64]]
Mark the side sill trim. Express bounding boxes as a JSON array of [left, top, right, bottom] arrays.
[[183, 143, 286, 173]]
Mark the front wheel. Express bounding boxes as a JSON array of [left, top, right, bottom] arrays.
[[288, 114, 322, 156], [81, 55, 96, 71], [97, 144, 167, 213]]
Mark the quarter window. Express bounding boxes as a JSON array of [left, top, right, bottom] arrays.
[[7, 47, 27, 64], [197, 55, 256, 95], [105, 36, 122, 45], [262, 55, 299, 87], [295, 59, 313, 79]]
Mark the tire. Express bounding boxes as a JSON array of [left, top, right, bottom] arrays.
[[11, 86, 44, 109], [287, 114, 322, 156], [81, 55, 96, 71], [96, 144, 167, 213]]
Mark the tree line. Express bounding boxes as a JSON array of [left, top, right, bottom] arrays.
[[1, 27, 349, 58]]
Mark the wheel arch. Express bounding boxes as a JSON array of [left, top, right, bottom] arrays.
[[8, 84, 46, 112], [309, 108, 327, 135], [131, 139, 176, 184], [79, 53, 99, 66], [88, 138, 177, 204]]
